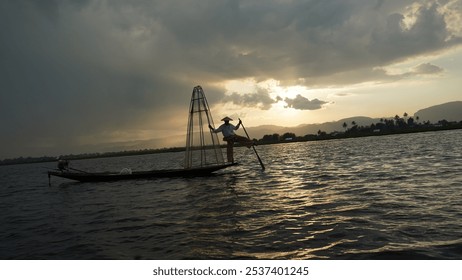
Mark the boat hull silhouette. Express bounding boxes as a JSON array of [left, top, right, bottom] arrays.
[[48, 163, 237, 182]]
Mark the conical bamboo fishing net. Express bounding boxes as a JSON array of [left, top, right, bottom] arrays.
[[184, 86, 225, 169]]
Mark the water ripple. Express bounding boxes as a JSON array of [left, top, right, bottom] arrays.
[[1, 130, 461, 259]]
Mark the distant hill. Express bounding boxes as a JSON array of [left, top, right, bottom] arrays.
[[414, 101, 462, 123], [249, 116, 381, 139], [248, 101, 462, 139]]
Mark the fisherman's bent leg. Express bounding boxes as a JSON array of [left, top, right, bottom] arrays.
[[234, 135, 254, 148]]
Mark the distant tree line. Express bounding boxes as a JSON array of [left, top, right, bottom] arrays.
[[0, 147, 185, 166], [256, 113, 462, 145], [0, 156, 58, 166]]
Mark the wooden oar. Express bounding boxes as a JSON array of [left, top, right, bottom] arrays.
[[239, 118, 265, 170]]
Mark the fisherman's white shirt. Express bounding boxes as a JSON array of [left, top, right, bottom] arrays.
[[213, 124, 238, 137]]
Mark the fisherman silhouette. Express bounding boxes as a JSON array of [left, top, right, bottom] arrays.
[[209, 116, 253, 163]]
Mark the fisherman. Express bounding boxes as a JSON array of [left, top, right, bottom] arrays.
[[209, 117, 254, 163]]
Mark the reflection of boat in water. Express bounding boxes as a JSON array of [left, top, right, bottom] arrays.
[[48, 86, 235, 183]]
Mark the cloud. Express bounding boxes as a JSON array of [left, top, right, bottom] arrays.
[[1, 0, 462, 158], [368, 4, 457, 63], [222, 88, 279, 110], [412, 63, 444, 75], [284, 95, 328, 110]]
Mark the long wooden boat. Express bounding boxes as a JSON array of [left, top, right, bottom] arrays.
[[48, 163, 237, 183], [47, 86, 251, 184]]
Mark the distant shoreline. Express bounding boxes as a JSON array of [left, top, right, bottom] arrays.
[[1, 124, 461, 167]]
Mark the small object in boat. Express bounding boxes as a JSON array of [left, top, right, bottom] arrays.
[[57, 159, 69, 171], [120, 168, 132, 175]]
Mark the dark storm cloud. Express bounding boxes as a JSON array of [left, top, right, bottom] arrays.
[[0, 0, 191, 157], [368, 4, 455, 64], [1, 0, 461, 158]]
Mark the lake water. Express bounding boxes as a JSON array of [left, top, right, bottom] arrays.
[[1, 130, 461, 259]]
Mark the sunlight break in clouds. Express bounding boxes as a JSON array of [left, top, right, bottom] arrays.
[[222, 79, 329, 112]]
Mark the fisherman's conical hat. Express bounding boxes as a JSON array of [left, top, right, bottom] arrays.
[[221, 116, 233, 121]]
